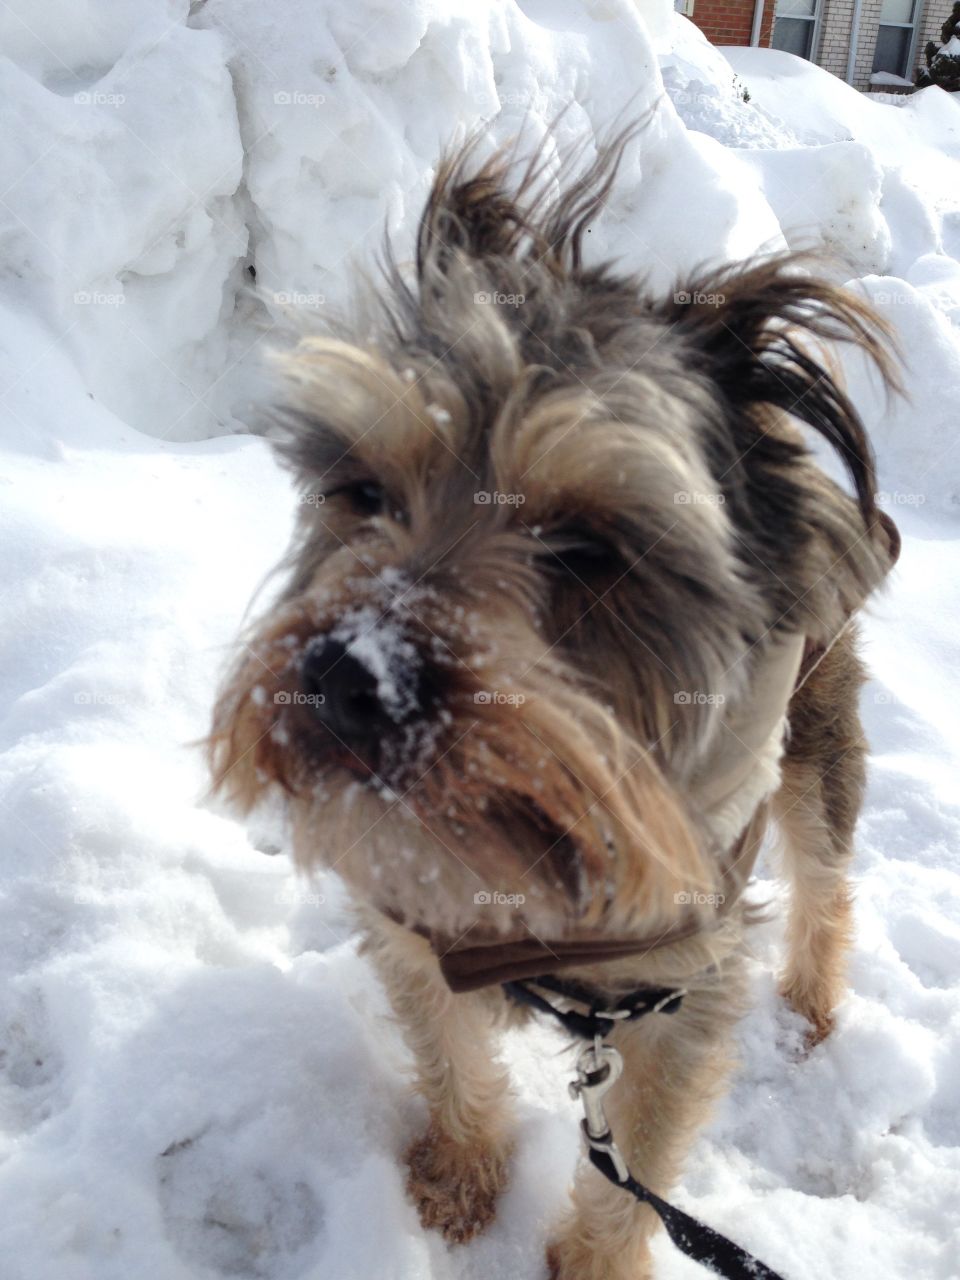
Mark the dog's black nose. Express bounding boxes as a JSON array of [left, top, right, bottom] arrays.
[[301, 638, 385, 745], [300, 633, 430, 757]]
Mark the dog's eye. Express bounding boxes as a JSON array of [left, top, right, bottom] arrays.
[[327, 480, 387, 517], [543, 531, 620, 579]]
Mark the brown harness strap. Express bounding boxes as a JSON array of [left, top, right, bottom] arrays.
[[437, 923, 702, 993]]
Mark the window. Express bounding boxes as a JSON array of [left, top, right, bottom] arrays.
[[873, 0, 918, 77], [772, 0, 820, 60]]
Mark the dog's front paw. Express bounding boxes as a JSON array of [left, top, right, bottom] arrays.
[[405, 1122, 510, 1244], [779, 976, 837, 1047], [546, 1234, 653, 1280]]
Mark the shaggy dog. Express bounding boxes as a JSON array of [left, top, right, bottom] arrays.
[[210, 129, 900, 1278]]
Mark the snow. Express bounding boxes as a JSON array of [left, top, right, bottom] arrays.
[[1, 4, 959, 1279], [870, 71, 915, 87], [331, 611, 419, 722]]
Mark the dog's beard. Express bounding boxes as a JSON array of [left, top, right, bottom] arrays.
[[209, 564, 718, 941]]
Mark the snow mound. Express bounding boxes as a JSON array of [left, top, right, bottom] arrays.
[[1, 3, 960, 1279], [738, 141, 891, 274]]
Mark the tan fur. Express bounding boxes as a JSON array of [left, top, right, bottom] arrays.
[[406, 1124, 510, 1244], [361, 914, 514, 1241], [361, 914, 514, 1147], [208, 132, 900, 1277], [774, 628, 868, 1043]]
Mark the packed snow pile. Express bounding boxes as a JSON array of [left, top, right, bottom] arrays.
[[1, 2, 959, 1278]]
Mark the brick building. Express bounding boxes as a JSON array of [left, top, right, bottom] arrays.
[[686, 0, 948, 91]]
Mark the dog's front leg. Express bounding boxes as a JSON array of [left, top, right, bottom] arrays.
[[362, 914, 514, 1243], [548, 973, 745, 1280]]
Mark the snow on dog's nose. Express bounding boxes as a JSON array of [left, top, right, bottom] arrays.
[[299, 620, 432, 767]]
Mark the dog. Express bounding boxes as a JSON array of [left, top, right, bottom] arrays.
[[209, 127, 900, 1279]]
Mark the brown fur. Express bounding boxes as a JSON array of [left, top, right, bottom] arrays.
[[208, 129, 899, 1276], [775, 628, 869, 1043]]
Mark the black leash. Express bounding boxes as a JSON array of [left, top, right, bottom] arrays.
[[503, 975, 787, 1280], [587, 1147, 785, 1280]]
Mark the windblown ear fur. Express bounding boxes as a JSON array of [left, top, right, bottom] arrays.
[[660, 258, 902, 632], [662, 256, 901, 523], [412, 119, 645, 279]]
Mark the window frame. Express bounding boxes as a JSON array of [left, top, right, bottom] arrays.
[[771, 0, 825, 64], [872, 0, 922, 81]]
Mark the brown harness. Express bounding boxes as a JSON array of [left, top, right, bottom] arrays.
[[437, 924, 702, 993]]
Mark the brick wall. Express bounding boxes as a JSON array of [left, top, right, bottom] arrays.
[[848, 0, 885, 88], [819, 0, 936, 87], [690, 0, 775, 46], [693, 0, 939, 87], [816, 0, 857, 77]]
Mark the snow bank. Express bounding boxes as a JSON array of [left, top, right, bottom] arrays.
[[1, 4, 959, 1279]]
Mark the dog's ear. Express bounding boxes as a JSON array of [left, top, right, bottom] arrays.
[[662, 257, 900, 523], [660, 257, 902, 632]]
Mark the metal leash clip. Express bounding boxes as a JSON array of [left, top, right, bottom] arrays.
[[568, 1039, 629, 1183]]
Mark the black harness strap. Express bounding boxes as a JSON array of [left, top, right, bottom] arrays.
[[503, 975, 788, 1280], [502, 974, 684, 1040]]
